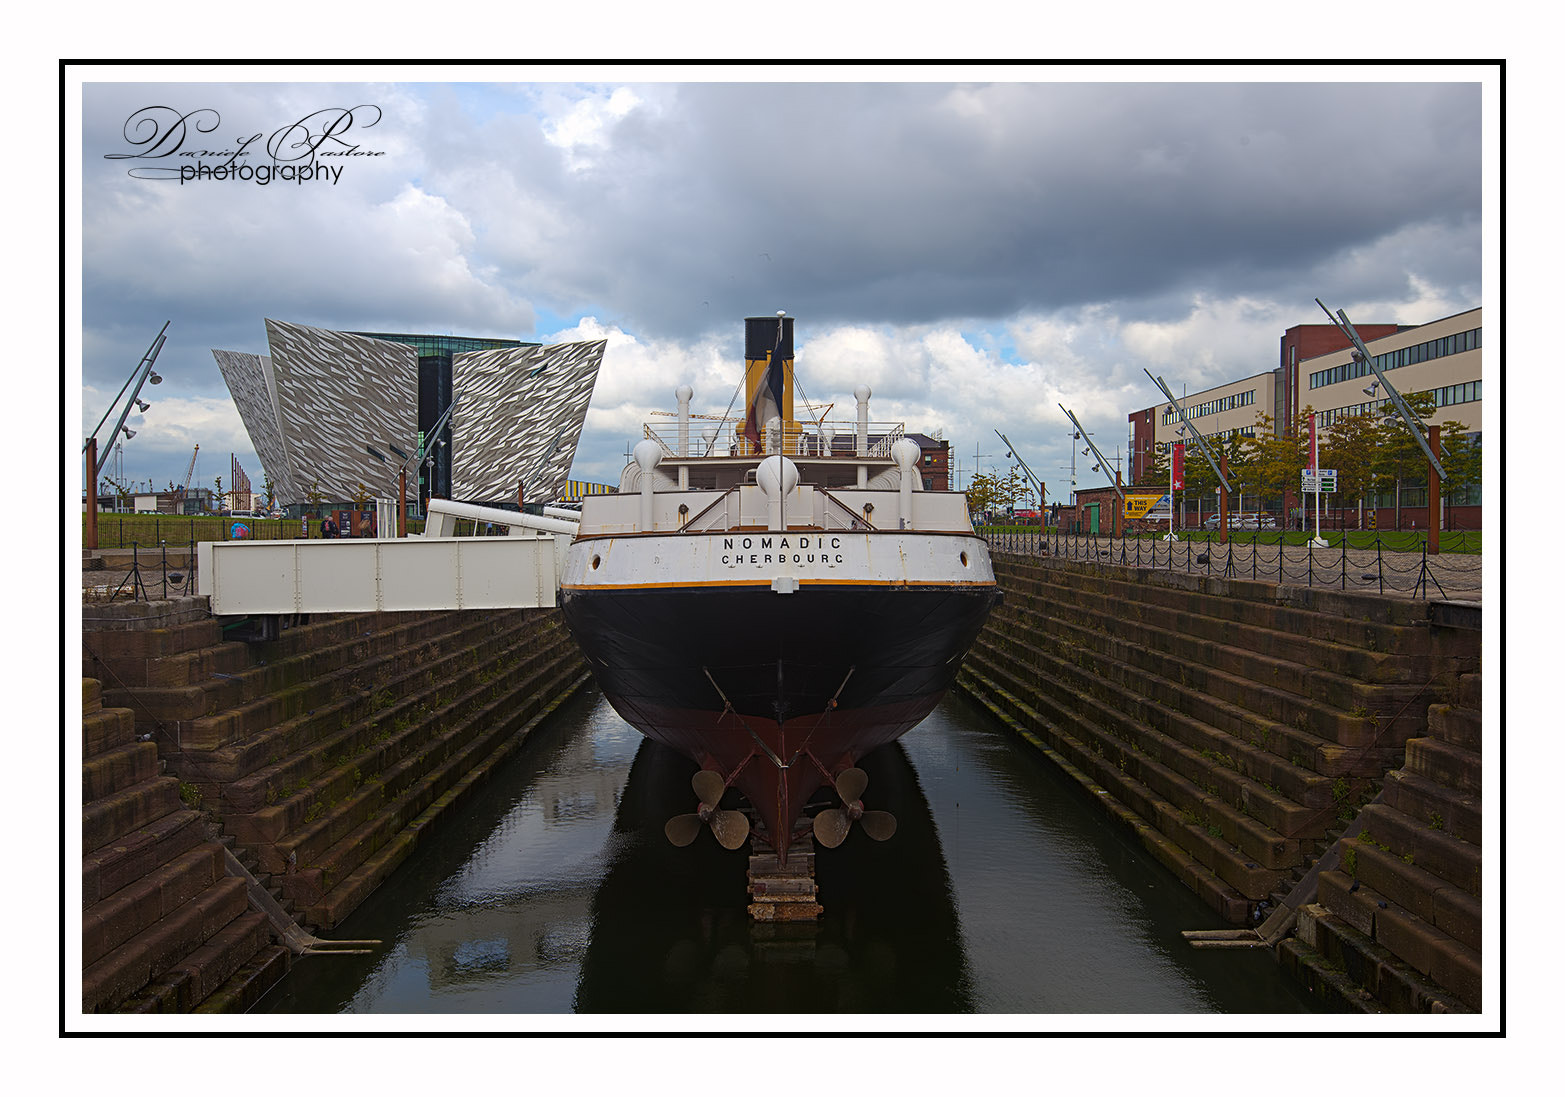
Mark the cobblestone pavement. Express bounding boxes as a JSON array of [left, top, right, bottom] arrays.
[[986, 534, 1484, 602], [80, 555, 199, 602]]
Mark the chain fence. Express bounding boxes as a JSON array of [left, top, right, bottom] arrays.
[[982, 529, 1483, 601], [80, 528, 1483, 605], [82, 541, 201, 603]]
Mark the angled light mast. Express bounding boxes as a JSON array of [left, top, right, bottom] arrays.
[[1057, 406, 1124, 502], [1315, 298, 1446, 480], [1143, 370, 1232, 495], [994, 430, 1045, 508]]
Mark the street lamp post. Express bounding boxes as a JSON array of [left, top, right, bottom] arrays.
[[1317, 298, 1447, 553], [83, 323, 168, 550]]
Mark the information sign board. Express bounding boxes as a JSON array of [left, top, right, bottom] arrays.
[[1301, 469, 1337, 493]]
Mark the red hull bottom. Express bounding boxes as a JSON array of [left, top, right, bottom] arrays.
[[602, 692, 943, 863]]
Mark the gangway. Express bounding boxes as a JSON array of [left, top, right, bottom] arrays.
[[196, 499, 578, 619]]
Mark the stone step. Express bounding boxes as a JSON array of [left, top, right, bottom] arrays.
[[83, 741, 163, 804], [190, 613, 567, 786], [1403, 735, 1480, 793], [1426, 703, 1482, 751], [958, 661, 1283, 910], [216, 620, 565, 813], [280, 652, 583, 886], [969, 634, 1326, 844], [88, 640, 252, 690], [956, 665, 1254, 924], [1316, 868, 1480, 1011], [999, 567, 1441, 682], [83, 776, 184, 855], [1351, 802, 1481, 897], [1458, 672, 1481, 710], [226, 641, 578, 857], [1335, 835, 1481, 953], [191, 943, 292, 1013], [82, 705, 138, 757], [82, 618, 226, 664], [975, 619, 1398, 783], [81, 875, 249, 1013], [1378, 768, 1480, 846], [975, 627, 1337, 803], [991, 599, 1432, 748], [298, 666, 591, 928], [968, 650, 1306, 875], [82, 842, 226, 966], [82, 808, 207, 907], [116, 911, 275, 1013], [169, 609, 539, 753]]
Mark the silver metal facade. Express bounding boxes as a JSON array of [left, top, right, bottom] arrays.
[[451, 339, 605, 503], [213, 321, 604, 506]]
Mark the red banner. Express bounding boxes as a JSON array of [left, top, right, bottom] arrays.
[[1308, 413, 1318, 472], [1171, 443, 1184, 490]]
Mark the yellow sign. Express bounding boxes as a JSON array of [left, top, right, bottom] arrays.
[[1124, 493, 1171, 520]]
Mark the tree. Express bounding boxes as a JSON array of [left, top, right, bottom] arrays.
[[1238, 410, 1309, 523], [967, 467, 1031, 520], [1181, 432, 1250, 512], [213, 474, 225, 514], [1438, 426, 1482, 527], [1319, 409, 1382, 526], [1371, 393, 1437, 530]]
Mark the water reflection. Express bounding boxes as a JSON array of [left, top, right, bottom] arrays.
[[256, 687, 1319, 1016], [574, 736, 971, 1012]]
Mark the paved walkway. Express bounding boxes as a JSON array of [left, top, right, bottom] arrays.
[[78, 540, 1485, 605], [987, 535, 1484, 602]]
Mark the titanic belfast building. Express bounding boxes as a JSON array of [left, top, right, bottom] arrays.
[[213, 320, 604, 510]]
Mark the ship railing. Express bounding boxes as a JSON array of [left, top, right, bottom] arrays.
[[642, 416, 906, 459], [681, 484, 743, 532], [678, 482, 877, 534]]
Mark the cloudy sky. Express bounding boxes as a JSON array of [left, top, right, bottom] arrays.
[[73, 66, 1492, 506]]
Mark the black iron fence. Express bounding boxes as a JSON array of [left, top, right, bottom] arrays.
[[82, 541, 201, 603], [88, 513, 432, 548], [982, 528, 1482, 600]]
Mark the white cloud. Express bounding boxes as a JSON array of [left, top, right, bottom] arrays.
[[76, 75, 1488, 498], [542, 86, 643, 171]]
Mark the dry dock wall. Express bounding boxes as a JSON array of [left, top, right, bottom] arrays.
[[80, 597, 588, 1013], [957, 553, 1483, 1012]]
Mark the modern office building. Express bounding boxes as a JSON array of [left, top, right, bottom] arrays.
[[213, 320, 605, 510], [1298, 307, 1482, 436], [1128, 370, 1278, 485], [1129, 307, 1482, 483]]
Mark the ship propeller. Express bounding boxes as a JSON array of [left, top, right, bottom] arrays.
[[665, 770, 751, 850], [812, 767, 898, 848]]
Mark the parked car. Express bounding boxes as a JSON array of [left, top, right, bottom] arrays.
[[1203, 513, 1279, 530]]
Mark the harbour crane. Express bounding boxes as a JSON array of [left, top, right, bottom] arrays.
[[179, 445, 199, 496], [175, 445, 199, 512]]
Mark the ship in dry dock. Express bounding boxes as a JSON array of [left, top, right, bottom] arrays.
[[558, 313, 1000, 879]]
